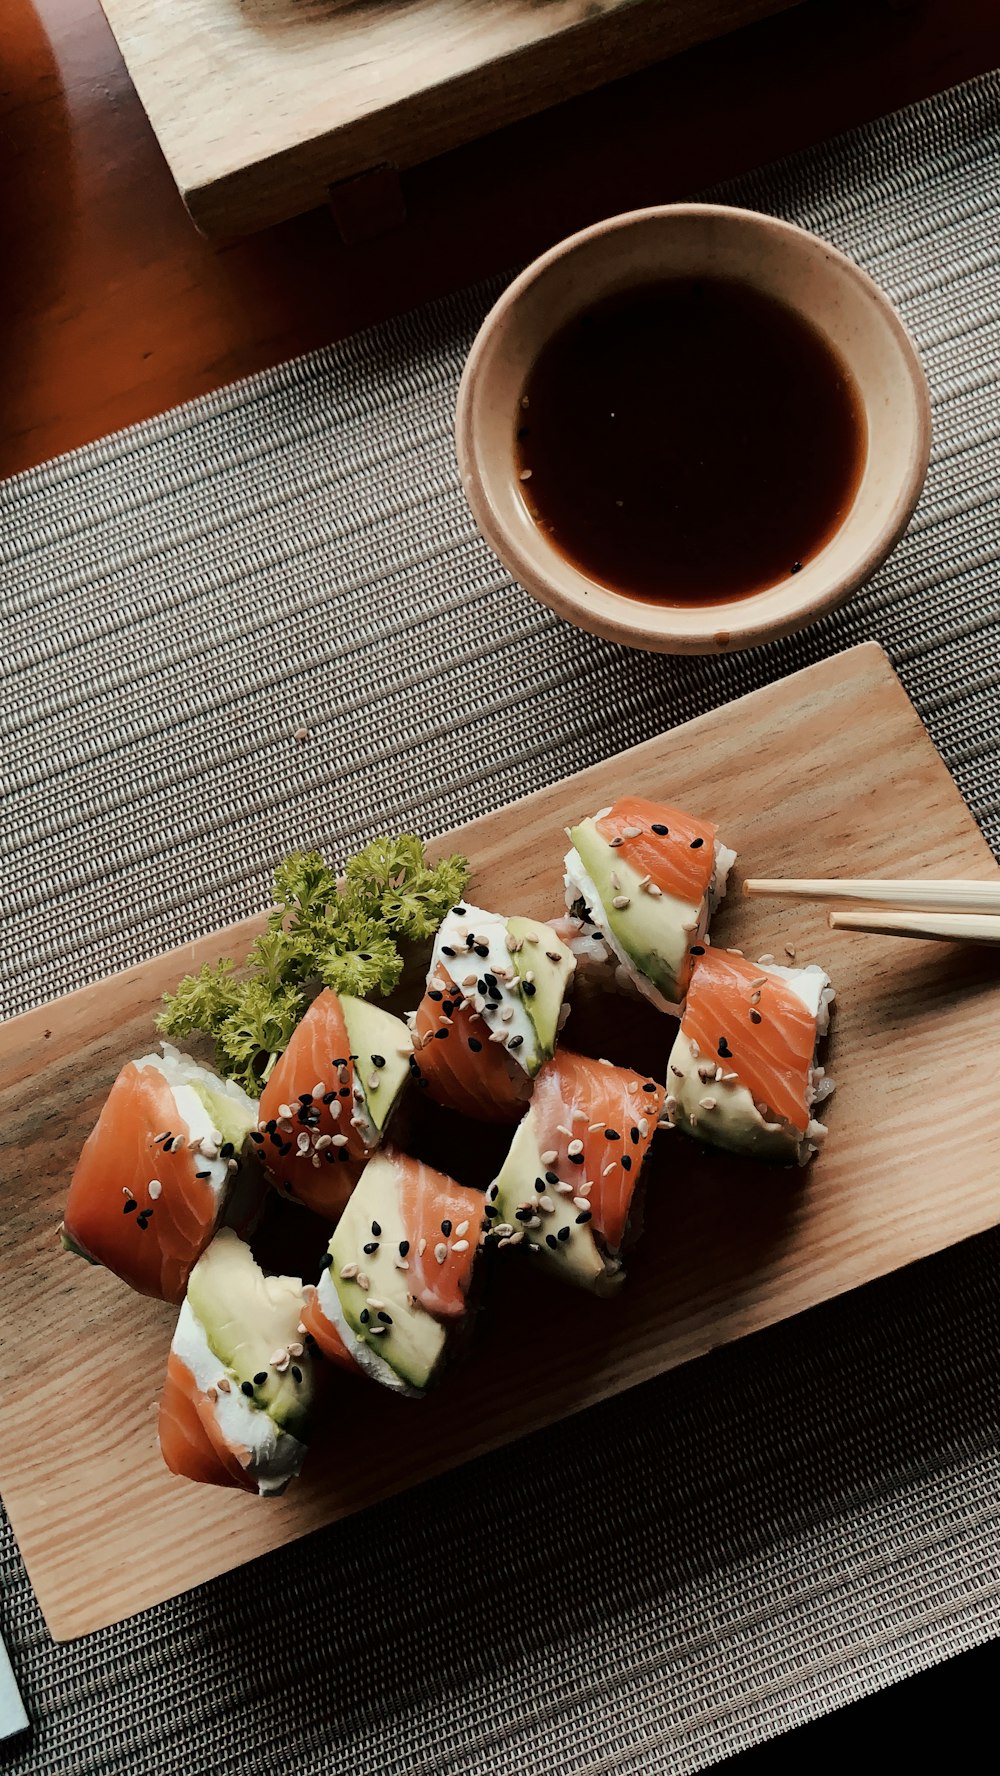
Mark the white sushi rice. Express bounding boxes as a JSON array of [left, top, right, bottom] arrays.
[[171, 1299, 308, 1496], [313, 1270, 419, 1397], [563, 840, 736, 1016]]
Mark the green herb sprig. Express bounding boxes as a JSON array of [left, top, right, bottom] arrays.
[[156, 836, 469, 1094]]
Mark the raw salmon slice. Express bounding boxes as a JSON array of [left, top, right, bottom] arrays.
[[595, 796, 718, 908], [530, 1050, 667, 1251], [411, 966, 529, 1123], [681, 949, 816, 1132]]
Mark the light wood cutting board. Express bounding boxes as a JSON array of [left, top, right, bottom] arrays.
[[95, 0, 801, 236], [2, 642, 999, 1641]]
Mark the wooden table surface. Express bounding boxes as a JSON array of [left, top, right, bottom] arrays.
[[1, 0, 998, 480]]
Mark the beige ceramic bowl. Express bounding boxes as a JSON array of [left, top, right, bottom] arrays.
[[456, 205, 931, 654]]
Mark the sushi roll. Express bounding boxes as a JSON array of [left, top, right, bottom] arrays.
[[61, 1044, 257, 1303], [563, 796, 736, 1014], [487, 1049, 668, 1294], [300, 1147, 483, 1395], [666, 949, 835, 1165], [255, 989, 412, 1217], [158, 1229, 314, 1496], [410, 901, 575, 1122]]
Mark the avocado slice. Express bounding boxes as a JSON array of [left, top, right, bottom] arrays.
[[340, 996, 411, 1133], [187, 1230, 313, 1436], [490, 1117, 623, 1296], [570, 819, 696, 1003], [506, 917, 574, 1073], [188, 1081, 257, 1155], [329, 1155, 447, 1392]]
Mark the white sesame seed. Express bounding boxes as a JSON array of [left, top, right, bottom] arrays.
[[647, 884, 662, 897], [288, 1342, 304, 1358], [572, 1196, 591, 1212], [296, 1133, 310, 1153], [622, 824, 642, 838], [366, 1297, 385, 1310], [501, 1006, 514, 1023], [455, 1220, 470, 1238], [312, 1082, 325, 1100], [527, 1215, 542, 1228], [555, 1181, 574, 1196], [395, 1258, 410, 1270], [611, 895, 631, 909], [278, 1104, 293, 1121], [567, 1138, 584, 1157], [556, 1124, 572, 1138], [603, 1162, 616, 1176], [331, 1133, 349, 1147], [638, 1118, 649, 1137], [757, 954, 775, 965], [452, 1239, 470, 1253], [700, 1096, 717, 1110], [269, 1348, 288, 1367], [314, 1133, 332, 1150], [519, 468, 533, 481], [216, 1377, 231, 1394], [340, 1262, 358, 1279], [525, 932, 539, 944], [493, 1223, 514, 1238], [356, 1271, 370, 1291], [206, 1386, 218, 1402], [147, 1180, 162, 1200], [538, 1196, 555, 1214], [368, 1325, 387, 1337], [571, 1107, 588, 1124], [294, 726, 309, 743], [609, 869, 620, 890], [784, 945, 796, 959], [608, 835, 624, 848], [588, 1122, 604, 1133], [577, 1180, 593, 1196], [417, 1238, 427, 1256]]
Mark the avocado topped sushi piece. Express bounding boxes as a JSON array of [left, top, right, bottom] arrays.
[[61, 1045, 257, 1303], [410, 902, 575, 1121], [487, 1049, 669, 1294], [255, 989, 412, 1218], [564, 796, 736, 1014], [159, 1230, 315, 1495], [302, 1148, 484, 1395], [666, 950, 834, 1165]]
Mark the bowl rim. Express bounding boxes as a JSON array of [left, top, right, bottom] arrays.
[[455, 203, 933, 655]]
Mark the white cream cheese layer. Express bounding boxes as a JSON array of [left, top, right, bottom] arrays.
[[137, 1046, 250, 1202], [171, 1300, 308, 1496], [314, 1269, 419, 1397], [429, 903, 540, 1073]]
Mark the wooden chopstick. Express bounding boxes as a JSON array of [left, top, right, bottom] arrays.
[[828, 908, 1000, 945], [743, 877, 1000, 915]]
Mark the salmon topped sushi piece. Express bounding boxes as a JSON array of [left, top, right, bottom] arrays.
[[410, 902, 575, 1123], [61, 1046, 257, 1304], [666, 947, 835, 1164], [159, 1230, 315, 1496], [304, 1148, 484, 1395], [563, 796, 736, 1013], [488, 1049, 668, 1293], [254, 989, 412, 1218]]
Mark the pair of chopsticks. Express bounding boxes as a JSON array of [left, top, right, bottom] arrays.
[[742, 877, 1000, 945]]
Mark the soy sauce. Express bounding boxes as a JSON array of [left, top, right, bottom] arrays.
[[515, 277, 866, 605]]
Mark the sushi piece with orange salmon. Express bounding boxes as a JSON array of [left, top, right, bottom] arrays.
[[409, 901, 575, 1123], [61, 1045, 258, 1303], [666, 948, 835, 1165], [253, 989, 412, 1218], [488, 1049, 669, 1294], [159, 1229, 315, 1496], [563, 796, 736, 1014], [301, 1147, 485, 1394]]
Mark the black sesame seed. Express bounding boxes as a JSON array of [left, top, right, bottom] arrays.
[[363, 1241, 380, 1255], [371, 1220, 381, 1237], [468, 1036, 483, 1052], [605, 1128, 620, 1141], [123, 1198, 138, 1213], [249, 1130, 264, 1144], [360, 1309, 370, 1325], [576, 1210, 593, 1224], [298, 1093, 312, 1105], [320, 1253, 333, 1270], [750, 1009, 762, 1023], [642, 1082, 657, 1093], [323, 1091, 336, 1105], [690, 836, 705, 849], [441, 1219, 452, 1236], [534, 1177, 546, 1192], [441, 945, 456, 957], [377, 1311, 392, 1325], [265, 1119, 277, 1133], [689, 945, 705, 957], [557, 1226, 571, 1243], [428, 989, 443, 1002], [508, 1035, 523, 1049], [241, 1381, 254, 1397], [718, 1038, 732, 1058], [484, 973, 497, 988], [474, 942, 490, 958], [545, 1171, 559, 1185], [515, 1208, 532, 1223], [398, 1239, 410, 1256], [545, 1234, 559, 1250], [278, 1141, 292, 1156], [621, 1155, 632, 1171], [340, 1087, 351, 1098], [195, 1169, 212, 1179], [651, 822, 669, 836], [484, 1203, 499, 1217], [371, 1055, 385, 1068], [435, 1028, 449, 1040], [452, 905, 467, 916], [630, 1127, 640, 1145], [569, 1151, 585, 1165], [292, 1366, 302, 1384], [253, 1371, 268, 1385], [522, 981, 536, 997], [339, 1148, 353, 1160]]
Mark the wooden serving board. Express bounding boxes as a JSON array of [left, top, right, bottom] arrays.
[[95, 0, 801, 237], [3, 642, 1000, 1642]]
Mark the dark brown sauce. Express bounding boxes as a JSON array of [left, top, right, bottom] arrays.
[[515, 277, 867, 605]]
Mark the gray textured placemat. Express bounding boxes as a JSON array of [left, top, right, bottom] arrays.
[[2, 71, 999, 1776]]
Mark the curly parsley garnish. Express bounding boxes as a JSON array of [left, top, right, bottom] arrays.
[[157, 835, 469, 1093]]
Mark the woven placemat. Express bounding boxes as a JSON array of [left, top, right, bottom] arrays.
[[2, 71, 1000, 1775]]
